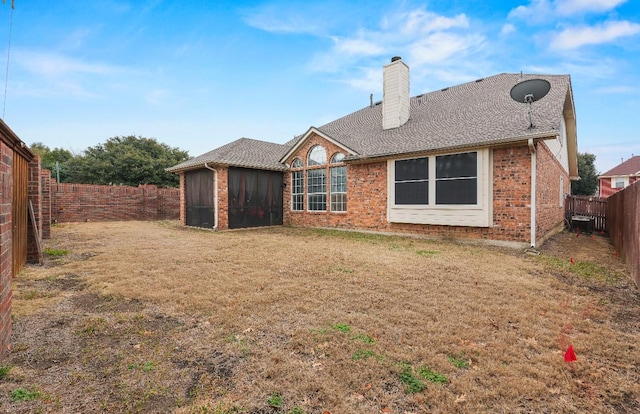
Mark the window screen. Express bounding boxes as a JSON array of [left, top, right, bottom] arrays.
[[395, 157, 429, 205], [435, 152, 477, 205]]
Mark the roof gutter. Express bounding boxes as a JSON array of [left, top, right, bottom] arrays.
[[203, 162, 218, 230], [528, 138, 537, 248]]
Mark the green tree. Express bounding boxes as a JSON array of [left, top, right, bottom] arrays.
[[571, 152, 599, 196], [29, 142, 74, 182], [65, 136, 189, 188]]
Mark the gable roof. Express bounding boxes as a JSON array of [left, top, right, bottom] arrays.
[[167, 137, 289, 172], [599, 155, 640, 177], [282, 73, 573, 163], [170, 72, 577, 176]]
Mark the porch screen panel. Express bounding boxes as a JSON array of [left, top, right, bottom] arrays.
[[228, 167, 283, 229], [185, 169, 214, 228]]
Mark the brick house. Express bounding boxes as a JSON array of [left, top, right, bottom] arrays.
[[169, 57, 578, 248], [598, 155, 640, 198]]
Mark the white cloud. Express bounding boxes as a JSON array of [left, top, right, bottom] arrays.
[[556, 0, 628, 15], [409, 32, 485, 66], [331, 36, 385, 57], [550, 20, 640, 50], [14, 50, 117, 78], [398, 9, 469, 34], [508, 0, 627, 21], [501, 24, 516, 36], [241, 4, 326, 35]]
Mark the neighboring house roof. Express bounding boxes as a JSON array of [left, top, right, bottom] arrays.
[[599, 156, 640, 178], [283, 73, 574, 163], [168, 137, 290, 172], [170, 72, 577, 176]]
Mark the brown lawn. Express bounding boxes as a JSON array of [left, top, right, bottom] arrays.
[[0, 221, 638, 413]]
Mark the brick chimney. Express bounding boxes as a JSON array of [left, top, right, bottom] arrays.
[[382, 56, 410, 130]]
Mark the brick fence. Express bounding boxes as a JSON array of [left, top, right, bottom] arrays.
[[47, 176, 180, 223]]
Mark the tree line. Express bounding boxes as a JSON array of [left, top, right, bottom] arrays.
[[30, 135, 190, 188]]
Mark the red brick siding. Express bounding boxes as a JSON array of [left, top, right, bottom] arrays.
[[179, 173, 186, 225], [600, 176, 640, 198], [177, 168, 228, 229], [51, 182, 179, 222], [283, 133, 354, 228], [283, 137, 538, 244], [217, 168, 229, 230], [27, 156, 43, 263], [0, 140, 12, 359], [41, 170, 51, 239], [535, 140, 570, 244]]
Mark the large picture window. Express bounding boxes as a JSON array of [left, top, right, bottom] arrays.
[[389, 149, 489, 227], [393, 152, 477, 206]]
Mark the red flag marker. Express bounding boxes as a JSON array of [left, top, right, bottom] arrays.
[[614, 251, 619, 257], [570, 258, 575, 265], [564, 345, 577, 362]]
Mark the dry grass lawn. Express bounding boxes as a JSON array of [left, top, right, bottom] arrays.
[[0, 221, 638, 413]]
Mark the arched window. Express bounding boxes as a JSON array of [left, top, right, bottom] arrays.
[[330, 153, 347, 212], [307, 146, 327, 210], [291, 158, 303, 168], [331, 153, 345, 163], [308, 145, 327, 166]]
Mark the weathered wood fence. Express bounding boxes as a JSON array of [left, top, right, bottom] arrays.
[[565, 195, 608, 232], [606, 181, 640, 288]]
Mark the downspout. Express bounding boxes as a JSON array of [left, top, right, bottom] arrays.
[[203, 163, 218, 229], [528, 138, 536, 248]]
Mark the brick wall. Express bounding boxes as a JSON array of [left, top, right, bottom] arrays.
[[0, 140, 12, 359], [178, 167, 228, 229], [41, 170, 51, 239], [282, 136, 539, 245], [535, 140, 570, 244], [27, 156, 43, 263], [51, 181, 179, 223], [284, 133, 354, 229]]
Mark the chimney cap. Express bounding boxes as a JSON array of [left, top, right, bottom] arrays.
[[391, 56, 402, 62]]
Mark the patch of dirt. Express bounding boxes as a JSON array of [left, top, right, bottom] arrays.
[[0, 222, 638, 413]]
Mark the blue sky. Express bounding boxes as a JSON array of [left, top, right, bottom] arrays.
[[1, 0, 638, 174]]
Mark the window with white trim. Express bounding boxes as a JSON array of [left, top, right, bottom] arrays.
[[435, 152, 477, 205], [291, 158, 304, 211], [613, 177, 626, 188], [393, 152, 478, 206], [388, 149, 490, 227], [307, 146, 327, 211], [330, 153, 347, 212]]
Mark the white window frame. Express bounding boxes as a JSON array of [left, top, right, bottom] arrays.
[[387, 149, 492, 227], [307, 168, 326, 211], [291, 170, 304, 211], [612, 176, 627, 189]]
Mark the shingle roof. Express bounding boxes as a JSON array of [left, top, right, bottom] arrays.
[[600, 156, 640, 177], [167, 137, 289, 172], [308, 73, 571, 161], [170, 72, 574, 172]]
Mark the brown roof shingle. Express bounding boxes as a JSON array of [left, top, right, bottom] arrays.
[[600, 155, 640, 177], [170, 72, 573, 172]]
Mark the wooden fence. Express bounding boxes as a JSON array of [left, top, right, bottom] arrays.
[[565, 195, 608, 232], [606, 181, 640, 288]]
